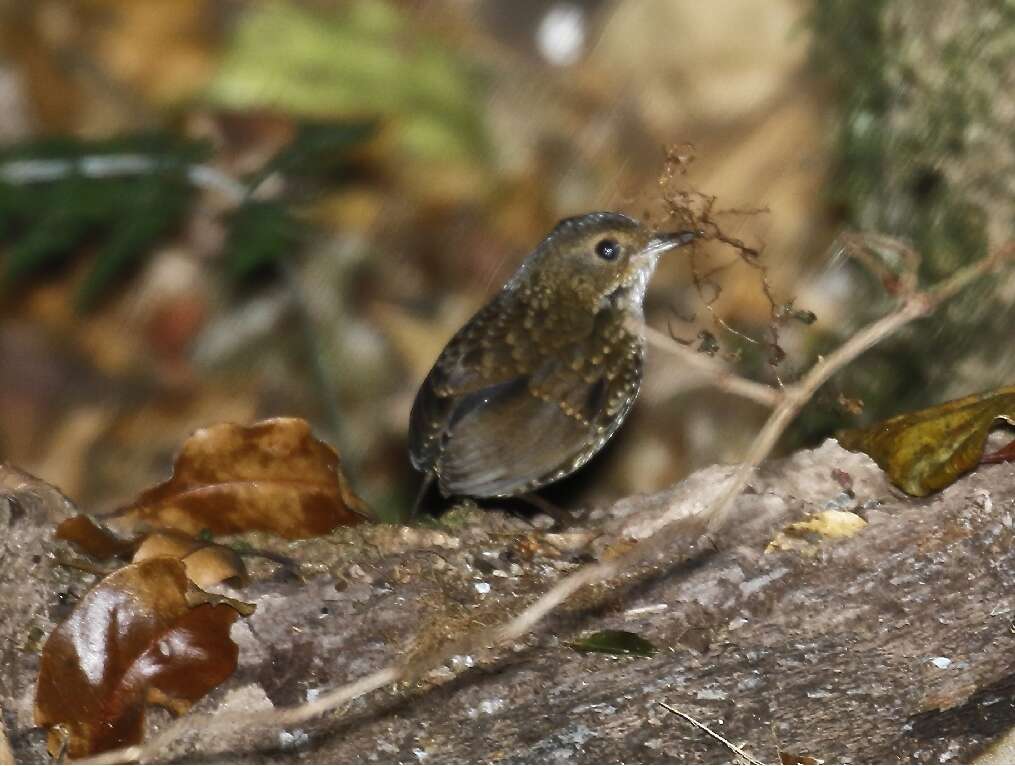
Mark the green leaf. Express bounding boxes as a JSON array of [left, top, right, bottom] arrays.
[[3, 192, 97, 286], [75, 176, 192, 311], [0, 134, 203, 310], [221, 201, 303, 284], [567, 630, 658, 657], [251, 120, 377, 191]]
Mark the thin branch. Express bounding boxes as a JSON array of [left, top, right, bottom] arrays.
[[701, 238, 1011, 536], [639, 322, 782, 408], [655, 701, 763, 765], [700, 294, 929, 537], [82, 238, 1013, 764], [839, 231, 920, 295], [53, 555, 115, 578]]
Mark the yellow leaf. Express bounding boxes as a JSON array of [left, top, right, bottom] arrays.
[[838, 386, 1015, 496], [767, 510, 867, 555]]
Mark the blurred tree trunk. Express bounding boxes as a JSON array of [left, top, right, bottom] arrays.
[[803, 0, 1015, 434]]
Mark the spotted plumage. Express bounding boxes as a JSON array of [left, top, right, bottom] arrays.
[[409, 212, 696, 499]]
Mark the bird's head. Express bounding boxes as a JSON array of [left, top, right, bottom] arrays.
[[513, 212, 697, 315]]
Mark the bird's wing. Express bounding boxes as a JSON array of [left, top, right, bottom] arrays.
[[436, 373, 596, 497], [410, 298, 642, 497], [409, 290, 586, 475]]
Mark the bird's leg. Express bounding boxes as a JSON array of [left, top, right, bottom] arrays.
[[409, 473, 435, 520], [517, 492, 578, 529]]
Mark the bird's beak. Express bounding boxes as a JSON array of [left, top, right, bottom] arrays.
[[645, 229, 699, 255]]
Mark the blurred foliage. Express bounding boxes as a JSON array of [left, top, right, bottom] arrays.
[[223, 120, 376, 283], [798, 0, 1015, 442], [207, 0, 489, 166], [811, 0, 998, 281], [251, 121, 377, 187], [0, 121, 375, 310], [8, 0, 1008, 522], [0, 135, 202, 311], [221, 201, 303, 284]]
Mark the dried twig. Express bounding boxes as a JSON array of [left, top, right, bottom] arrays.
[[838, 231, 921, 295], [639, 322, 782, 408], [659, 147, 816, 377], [53, 555, 115, 578], [655, 700, 763, 765], [81, 236, 1013, 764], [701, 237, 1012, 536]]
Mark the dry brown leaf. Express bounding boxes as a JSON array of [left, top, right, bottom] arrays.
[[107, 418, 369, 539], [56, 518, 245, 587], [34, 558, 242, 758], [55, 514, 135, 560], [839, 386, 1015, 496], [133, 531, 246, 588]]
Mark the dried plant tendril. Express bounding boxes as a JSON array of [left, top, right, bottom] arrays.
[[657, 145, 818, 380]]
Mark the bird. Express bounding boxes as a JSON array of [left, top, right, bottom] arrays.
[[408, 211, 696, 509]]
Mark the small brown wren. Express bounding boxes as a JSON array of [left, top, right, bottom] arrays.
[[409, 212, 696, 504]]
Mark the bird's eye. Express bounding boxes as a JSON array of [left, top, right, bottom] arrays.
[[594, 238, 621, 261]]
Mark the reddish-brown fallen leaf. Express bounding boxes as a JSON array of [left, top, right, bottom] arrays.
[[839, 386, 1015, 496], [55, 514, 135, 559], [133, 531, 247, 588], [56, 516, 245, 587], [35, 558, 241, 758], [106, 418, 369, 539]]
